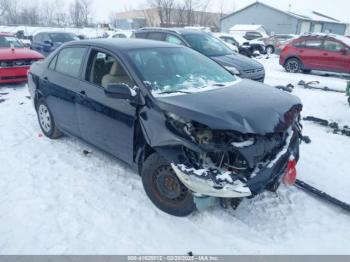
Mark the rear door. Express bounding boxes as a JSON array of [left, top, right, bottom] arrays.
[[322, 39, 349, 73], [42, 46, 87, 137], [76, 48, 137, 164]]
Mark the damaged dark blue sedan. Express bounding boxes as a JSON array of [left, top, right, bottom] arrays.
[[28, 39, 303, 217]]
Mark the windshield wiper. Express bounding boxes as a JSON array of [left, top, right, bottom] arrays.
[[157, 90, 193, 95]]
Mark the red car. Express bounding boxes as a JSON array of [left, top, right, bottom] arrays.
[[280, 34, 350, 74], [0, 33, 44, 84]]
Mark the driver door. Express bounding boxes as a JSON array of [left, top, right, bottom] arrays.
[[76, 48, 137, 164]]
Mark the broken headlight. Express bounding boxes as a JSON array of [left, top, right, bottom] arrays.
[[165, 112, 213, 144]]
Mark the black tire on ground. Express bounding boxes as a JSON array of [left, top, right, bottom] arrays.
[[284, 58, 302, 73], [36, 99, 63, 139], [266, 45, 275, 55], [141, 153, 196, 217]]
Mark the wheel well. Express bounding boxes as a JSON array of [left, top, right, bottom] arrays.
[[284, 56, 301, 67]]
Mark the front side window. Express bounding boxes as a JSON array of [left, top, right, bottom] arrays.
[[55, 47, 86, 78], [323, 40, 345, 52], [127, 47, 236, 96], [86, 50, 134, 88], [183, 33, 233, 57], [0, 36, 24, 48]]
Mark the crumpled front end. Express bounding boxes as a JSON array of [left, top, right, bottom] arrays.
[[151, 104, 303, 199], [169, 125, 300, 199]]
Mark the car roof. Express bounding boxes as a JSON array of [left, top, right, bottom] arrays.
[[135, 27, 208, 36], [67, 38, 183, 51]]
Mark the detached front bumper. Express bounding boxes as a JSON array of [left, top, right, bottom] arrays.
[[170, 129, 299, 198]]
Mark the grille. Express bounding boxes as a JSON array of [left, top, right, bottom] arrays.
[[242, 67, 264, 74], [0, 59, 36, 68]]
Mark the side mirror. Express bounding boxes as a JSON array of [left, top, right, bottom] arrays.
[[104, 83, 137, 101], [44, 40, 53, 46]]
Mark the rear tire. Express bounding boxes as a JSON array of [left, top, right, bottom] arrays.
[[285, 58, 302, 73], [141, 153, 196, 217], [36, 99, 63, 139]]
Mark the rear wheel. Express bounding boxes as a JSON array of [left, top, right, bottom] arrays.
[[141, 153, 196, 217], [285, 58, 302, 73], [36, 99, 62, 139], [266, 45, 275, 55]]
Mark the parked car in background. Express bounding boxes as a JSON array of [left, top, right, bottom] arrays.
[[215, 33, 255, 57], [280, 34, 350, 74], [134, 28, 265, 82], [28, 39, 302, 217], [0, 33, 44, 84], [229, 24, 269, 40], [261, 34, 298, 54], [31, 32, 79, 56]]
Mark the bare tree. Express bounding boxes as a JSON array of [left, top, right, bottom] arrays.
[[70, 0, 84, 27], [80, 0, 93, 26], [0, 0, 20, 24], [147, 0, 176, 27]]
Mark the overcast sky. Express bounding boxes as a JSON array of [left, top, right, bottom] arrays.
[[82, 0, 350, 23]]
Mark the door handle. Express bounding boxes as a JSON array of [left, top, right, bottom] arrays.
[[323, 53, 328, 56], [79, 90, 87, 97]]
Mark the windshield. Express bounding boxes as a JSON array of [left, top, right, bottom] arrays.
[[183, 33, 233, 57], [127, 47, 236, 96], [49, 33, 79, 43], [0, 36, 24, 48]]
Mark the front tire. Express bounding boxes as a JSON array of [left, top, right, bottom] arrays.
[[36, 99, 62, 139], [285, 58, 302, 73], [141, 153, 196, 217]]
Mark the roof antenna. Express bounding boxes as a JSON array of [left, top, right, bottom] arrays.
[[288, 2, 292, 11]]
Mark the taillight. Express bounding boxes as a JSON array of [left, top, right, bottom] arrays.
[[283, 158, 297, 186]]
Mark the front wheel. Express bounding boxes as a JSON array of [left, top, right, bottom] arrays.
[[36, 99, 62, 139], [141, 153, 196, 217], [285, 58, 301, 73]]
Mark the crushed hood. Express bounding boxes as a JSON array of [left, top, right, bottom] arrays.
[[156, 80, 302, 135], [211, 53, 263, 71], [0, 48, 44, 60]]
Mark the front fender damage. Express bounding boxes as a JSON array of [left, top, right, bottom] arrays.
[[139, 104, 301, 201]]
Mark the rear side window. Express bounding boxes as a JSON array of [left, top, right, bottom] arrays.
[[134, 32, 148, 38], [55, 47, 86, 78], [147, 32, 164, 41], [304, 39, 322, 48]]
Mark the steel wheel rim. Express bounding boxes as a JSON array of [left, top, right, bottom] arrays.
[[153, 165, 188, 203], [38, 104, 52, 133]]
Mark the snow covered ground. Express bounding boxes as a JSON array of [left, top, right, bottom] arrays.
[[0, 56, 350, 254]]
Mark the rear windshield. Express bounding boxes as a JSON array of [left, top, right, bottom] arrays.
[[183, 33, 233, 57], [0, 36, 24, 48], [49, 33, 79, 43]]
